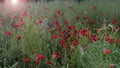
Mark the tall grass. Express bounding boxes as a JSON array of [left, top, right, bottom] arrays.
[[0, 0, 120, 68]]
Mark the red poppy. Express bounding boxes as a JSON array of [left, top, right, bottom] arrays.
[[100, 21, 104, 25], [91, 35, 98, 42], [118, 39, 120, 43], [104, 49, 111, 55], [52, 52, 60, 59], [24, 58, 30, 63], [52, 35, 58, 39], [17, 35, 21, 40], [19, 21, 25, 26], [58, 32, 63, 37], [83, 16, 88, 20], [22, 11, 27, 17], [37, 54, 45, 60], [76, 16, 79, 19], [64, 20, 68, 25], [36, 59, 39, 64], [60, 40, 66, 46], [108, 37, 115, 44], [110, 64, 116, 68], [5, 32, 12, 36], [92, 6, 97, 10], [80, 29, 87, 36], [73, 40, 79, 46], [112, 19, 117, 24], [38, 19, 43, 24], [47, 61, 53, 65], [27, 5, 31, 9], [14, 23, 19, 28]]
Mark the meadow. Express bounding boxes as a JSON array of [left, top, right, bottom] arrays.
[[0, 0, 120, 68]]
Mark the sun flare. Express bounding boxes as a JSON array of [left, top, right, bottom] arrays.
[[11, 0, 18, 4]]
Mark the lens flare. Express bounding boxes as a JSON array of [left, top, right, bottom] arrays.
[[11, 0, 18, 4]]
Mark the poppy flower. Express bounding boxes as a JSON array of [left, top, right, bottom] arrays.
[[60, 40, 66, 46], [14, 23, 19, 28], [104, 49, 111, 55], [91, 35, 98, 42], [80, 29, 87, 36], [5, 32, 12, 36], [83, 16, 88, 20], [52, 35, 58, 39], [112, 19, 117, 24], [92, 6, 97, 10], [76, 16, 80, 19], [73, 40, 79, 46], [17, 35, 21, 40], [47, 61, 53, 65], [37, 54, 45, 60], [24, 58, 30, 63], [38, 19, 43, 24], [27, 5, 31, 9], [52, 52, 60, 59], [58, 32, 63, 37], [110, 64, 116, 68], [19, 21, 25, 26], [118, 39, 120, 43], [36, 59, 39, 64], [100, 21, 104, 25], [22, 11, 27, 17], [108, 37, 115, 44]]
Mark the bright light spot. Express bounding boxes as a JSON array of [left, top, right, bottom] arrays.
[[11, 0, 18, 4]]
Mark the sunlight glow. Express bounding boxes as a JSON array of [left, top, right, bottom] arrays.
[[11, 0, 18, 4]]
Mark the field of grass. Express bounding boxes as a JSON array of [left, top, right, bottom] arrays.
[[0, 0, 120, 68]]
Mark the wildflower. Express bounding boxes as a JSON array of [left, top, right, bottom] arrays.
[[115, 26, 119, 30], [66, 45, 70, 49], [14, 23, 19, 28], [5, 32, 12, 36], [76, 16, 79, 19], [24, 58, 30, 63], [52, 52, 60, 58], [27, 5, 31, 9], [36, 59, 39, 64], [64, 20, 68, 25], [52, 35, 58, 39], [118, 39, 120, 43], [110, 64, 116, 68], [17, 35, 21, 40], [19, 21, 25, 26], [22, 11, 27, 17], [60, 40, 66, 46], [91, 35, 98, 42], [92, 6, 97, 10], [58, 32, 63, 37], [54, 21, 59, 26], [68, 6, 72, 9], [37, 54, 45, 60], [47, 61, 53, 65], [70, 38, 74, 43], [80, 29, 87, 36], [38, 19, 43, 24], [100, 21, 104, 25], [108, 37, 115, 44], [83, 16, 88, 20], [112, 19, 117, 24], [104, 49, 111, 55], [73, 40, 79, 46]]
